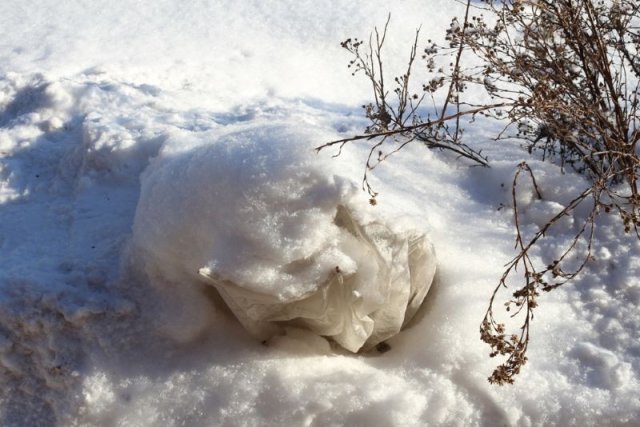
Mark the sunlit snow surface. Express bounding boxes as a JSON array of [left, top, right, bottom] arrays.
[[0, 1, 639, 426]]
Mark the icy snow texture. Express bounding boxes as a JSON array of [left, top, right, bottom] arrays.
[[132, 123, 436, 352], [133, 124, 360, 300], [0, 0, 639, 426]]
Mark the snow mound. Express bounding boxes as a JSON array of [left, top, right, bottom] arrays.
[[131, 122, 436, 351]]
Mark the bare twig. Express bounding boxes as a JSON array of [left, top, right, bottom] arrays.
[[327, 0, 640, 384]]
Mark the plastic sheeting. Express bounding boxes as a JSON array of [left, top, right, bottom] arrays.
[[199, 205, 436, 352]]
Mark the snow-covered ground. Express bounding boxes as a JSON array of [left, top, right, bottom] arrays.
[[1, 1, 639, 426]]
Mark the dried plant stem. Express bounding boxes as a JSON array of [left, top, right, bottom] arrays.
[[325, 0, 640, 384]]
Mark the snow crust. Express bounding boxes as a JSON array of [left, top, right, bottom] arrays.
[[0, 0, 639, 426], [133, 124, 360, 300]]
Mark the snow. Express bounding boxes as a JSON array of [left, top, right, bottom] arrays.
[[0, 0, 638, 426], [132, 123, 360, 299]]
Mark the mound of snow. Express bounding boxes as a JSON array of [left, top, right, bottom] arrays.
[[131, 122, 436, 351]]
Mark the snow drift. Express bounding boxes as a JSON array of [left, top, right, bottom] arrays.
[[131, 122, 437, 352], [2, 0, 639, 424]]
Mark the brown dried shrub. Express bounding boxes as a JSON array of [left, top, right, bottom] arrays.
[[318, 0, 640, 384]]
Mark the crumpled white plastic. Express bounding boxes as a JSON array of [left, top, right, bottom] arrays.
[[132, 122, 436, 352], [199, 205, 436, 352]]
